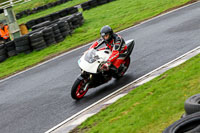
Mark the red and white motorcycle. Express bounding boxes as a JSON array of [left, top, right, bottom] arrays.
[[71, 39, 135, 100]]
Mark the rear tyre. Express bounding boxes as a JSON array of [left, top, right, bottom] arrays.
[[71, 77, 89, 100], [113, 57, 130, 79]]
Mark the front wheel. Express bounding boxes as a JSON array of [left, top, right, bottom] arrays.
[[71, 77, 89, 100]]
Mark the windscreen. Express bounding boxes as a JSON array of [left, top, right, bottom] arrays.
[[84, 49, 100, 63]]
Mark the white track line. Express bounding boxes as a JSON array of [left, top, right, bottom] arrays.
[[1, 1, 199, 83]]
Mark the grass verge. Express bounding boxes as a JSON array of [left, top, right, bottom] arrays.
[[71, 53, 200, 133], [0, 0, 196, 79]]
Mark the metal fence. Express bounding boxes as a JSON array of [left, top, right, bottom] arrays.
[[0, 0, 31, 9]]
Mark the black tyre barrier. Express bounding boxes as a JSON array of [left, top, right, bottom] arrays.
[[29, 32, 43, 43], [6, 46, 15, 51], [34, 44, 47, 51], [52, 24, 64, 43], [184, 94, 200, 115], [42, 27, 56, 46], [98, 0, 108, 5], [14, 35, 31, 54], [52, 23, 59, 31], [29, 32, 47, 51], [1, 12, 84, 63], [163, 112, 200, 133], [35, 17, 44, 24], [0, 12, 84, 63], [5, 41, 17, 57], [81, 2, 91, 11], [57, 21, 70, 38], [50, 12, 61, 21], [0, 48, 6, 55], [81, 0, 116, 11], [25, 6, 78, 30], [70, 13, 84, 29], [26, 20, 36, 29], [28, 27, 46, 36], [58, 8, 69, 17], [89, 0, 98, 8], [0, 54, 7, 63], [16, 45, 31, 53], [46, 3, 53, 8], [16, 0, 73, 20], [32, 21, 51, 31], [68, 7, 78, 14], [43, 15, 52, 22], [14, 35, 29, 46], [59, 16, 74, 32], [7, 50, 17, 57], [5, 40, 15, 48]]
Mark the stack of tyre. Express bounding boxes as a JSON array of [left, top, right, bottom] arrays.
[[163, 94, 200, 133], [0, 44, 8, 63], [57, 21, 71, 38], [29, 32, 47, 51], [14, 35, 32, 54], [71, 12, 84, 29], [5, 41, 17, 57], [61, 12, 84, 30], [81, 0, 115, 11], [42, 27, 56, 46], [0, 12, 84, 63], [52, 24, 64, 43], [16, 0, 73, 19], [31, 21, 51, 31], [25, 6, 78, 30]]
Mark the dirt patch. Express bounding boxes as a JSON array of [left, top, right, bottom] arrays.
[[158, 74, 168, 81]]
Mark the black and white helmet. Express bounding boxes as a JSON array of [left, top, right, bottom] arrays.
[[100, 25, 113, 42]]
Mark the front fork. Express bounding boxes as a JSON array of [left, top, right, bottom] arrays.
[[80, 70, 93, 90]]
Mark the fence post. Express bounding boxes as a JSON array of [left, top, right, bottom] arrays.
[[4, 7, 21, 39]]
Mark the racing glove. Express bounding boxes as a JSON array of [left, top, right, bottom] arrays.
[[101, 62, 111, 71]]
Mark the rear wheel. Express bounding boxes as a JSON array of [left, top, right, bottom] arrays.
[[71, 77, 89, 100], [113, 57, 130, 79]]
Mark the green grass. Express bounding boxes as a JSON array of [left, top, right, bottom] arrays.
[[0, 0, 193, 79], [72, 54, 200, 133], [16, 0, 88, 24]]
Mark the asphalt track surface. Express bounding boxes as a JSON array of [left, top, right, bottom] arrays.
[[0, 2, 200, 133]]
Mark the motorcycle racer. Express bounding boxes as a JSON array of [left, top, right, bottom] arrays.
[[89, 25, 128, 72]]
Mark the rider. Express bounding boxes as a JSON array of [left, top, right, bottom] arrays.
[[89, 25, 127, 72]]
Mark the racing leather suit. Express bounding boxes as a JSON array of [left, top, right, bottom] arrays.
[[89, 33, 127, 69]]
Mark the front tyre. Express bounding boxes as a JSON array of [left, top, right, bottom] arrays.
[[71, 77, 89, 100]]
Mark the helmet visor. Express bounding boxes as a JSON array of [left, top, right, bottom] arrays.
[[101, 32, 106, 37], [102, 34, 110, 41]]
